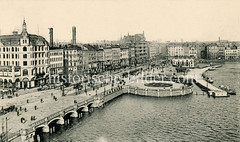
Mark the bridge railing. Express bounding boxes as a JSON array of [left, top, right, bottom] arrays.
[[8, 85, 125, 141]]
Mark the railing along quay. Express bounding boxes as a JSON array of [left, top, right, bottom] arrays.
[[7, 86, 125, 141]]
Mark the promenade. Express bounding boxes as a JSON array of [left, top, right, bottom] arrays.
[[0, 66, 147, 138]]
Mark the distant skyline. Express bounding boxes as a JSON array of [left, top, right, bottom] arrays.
[[1, 0, 240, 43]]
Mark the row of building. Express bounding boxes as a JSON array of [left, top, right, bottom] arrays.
[[0, 21, 165, 90], [167, 40, 240, 61], [1, 21, 240, 90]]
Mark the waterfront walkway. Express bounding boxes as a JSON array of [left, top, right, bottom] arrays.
[[0, 66, 147, 137], [187, 67, 226, 92]]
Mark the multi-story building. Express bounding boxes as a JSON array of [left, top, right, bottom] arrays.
[[148, 42, 158, 60], [83, 44, 97, 74], [172, 58, 195, 67], [64, 45, 83, 76], [96, 46, 104, 73], [49, 48, 64, 77], [103, 46, 112, 71], [189, 47, 197, 58], [121, 32, 148, 66], [167, 45, 184, 57], [112, 45, 121, 69], [0, 20, 50, 89], [225, 47, 239, 60], [120, 46, 129, 67], [168, 43, 197, 58], [206, 45, 219, 59]]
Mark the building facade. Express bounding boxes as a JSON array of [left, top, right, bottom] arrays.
[[172, 58, 195, 67], [49, 48, 64, 76], [167, 46, 184, 57], [121, 32, 148, 66], [225, 47, 239, 60], [111, 45, 121, 70], [64, 45, 83, 76], [103, 46, 112, 71], [120, 46, 129, 67], [0, 20, 50, 89]]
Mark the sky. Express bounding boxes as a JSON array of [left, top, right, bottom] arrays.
[[0, 0, 240, 43]]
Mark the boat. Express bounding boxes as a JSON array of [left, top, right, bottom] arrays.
[[208, 67, 216, 71], [212, 90, 229, 97], [219, 85, 227, 90], [219, 85, 236, 95], [227, 89, 236, 95], [206, 78, 214, 84], [215, 65, 222, 68]]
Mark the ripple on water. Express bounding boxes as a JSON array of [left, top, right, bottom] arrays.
[[50, 63, 240, 142]]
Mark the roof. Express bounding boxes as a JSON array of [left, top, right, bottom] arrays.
[[0, 33, 48, 46]]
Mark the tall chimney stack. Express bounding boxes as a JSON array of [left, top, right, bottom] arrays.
[[49, 28, 53, 47], [72, 26, 76, 45]]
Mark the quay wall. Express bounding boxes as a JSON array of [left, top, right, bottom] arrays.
[[127, 86, 193, 97], [7, 85, 192, 142]]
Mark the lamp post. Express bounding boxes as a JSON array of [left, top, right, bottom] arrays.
[[61, 82, 65, 96]]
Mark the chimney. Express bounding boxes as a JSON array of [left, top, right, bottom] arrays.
[[72, 26, 76, 45], [49, 28, 53, 47]]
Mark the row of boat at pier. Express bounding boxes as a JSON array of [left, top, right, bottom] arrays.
[[195, 64, 236, 97]]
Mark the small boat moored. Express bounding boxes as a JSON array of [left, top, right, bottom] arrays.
[[208, 67, 216, 71], [206, 78, 214, 84], [212, 90, 229, 97], [219, 85, 236, 95]]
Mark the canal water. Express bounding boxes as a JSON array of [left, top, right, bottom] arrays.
[[50, 63, 240, 142]]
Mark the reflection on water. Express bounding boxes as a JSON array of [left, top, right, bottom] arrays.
[[50, 63, 240, 142]]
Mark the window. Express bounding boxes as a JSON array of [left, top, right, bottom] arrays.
[[3, 61, 5, 66], [3, 54, 5, 59], [12, 47, 14, 52], [23, 47, 27, 51], [6, 54, 8, 59], [15, 61, 17, 66], [23, 69, 28, 76], [23, 61, 27, 66], [12, 54, 14, 58], [6, 48, 8, 52], [15, 54, 17, 59], [3, 47, 5, 52], [42, 46, 44, 51], [23, 54, 27, 58], [15, 47, 17, 52], [12, 61, 14, 65]]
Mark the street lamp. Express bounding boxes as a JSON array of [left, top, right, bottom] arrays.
[[61, 82, 65, 96]]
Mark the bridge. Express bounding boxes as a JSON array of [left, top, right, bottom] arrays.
[[7, 86, 126, 142]]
